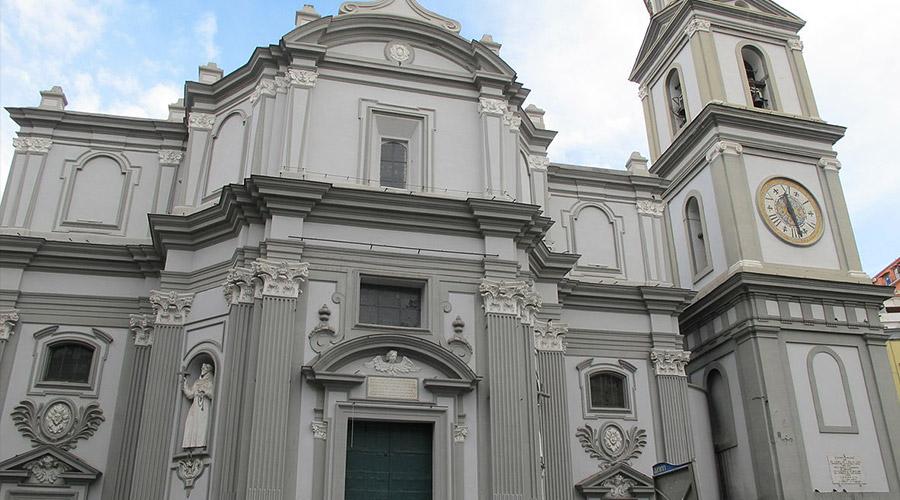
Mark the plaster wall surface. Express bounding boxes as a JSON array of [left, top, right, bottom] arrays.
[[667, 167, 727, 290]]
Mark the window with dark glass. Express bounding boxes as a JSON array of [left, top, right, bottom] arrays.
[[380, 139, 408, 188], [43, 342, 94, 384], [589, 371, 627, 409], [359, 281, 422, 327]]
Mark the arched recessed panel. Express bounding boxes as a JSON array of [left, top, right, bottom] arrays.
[[685, 196, 711, 277], [574, 206, 617, 268], [741, 45, 775, 110], [67, 155, 126, 225], [706, 368, 736, 450], [666, 68, 687, 131], [518, 153, 532, 204], [807, 347, 858, 433], [206, 113, 245, 196]]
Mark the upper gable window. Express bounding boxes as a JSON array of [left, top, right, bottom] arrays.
[[666, 69, 688, 131], [43, 341, 95, 384], [380, 139, 408, 189], [741, 46, 773, 110]]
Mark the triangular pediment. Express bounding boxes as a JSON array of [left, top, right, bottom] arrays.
[[0, 445, 100, 485], [576, 463, 655, 497]]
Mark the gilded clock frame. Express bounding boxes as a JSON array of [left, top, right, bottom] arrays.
[[756, 176, 824, 246]]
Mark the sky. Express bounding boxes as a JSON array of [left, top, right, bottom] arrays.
[[0, 0, 896, 275]]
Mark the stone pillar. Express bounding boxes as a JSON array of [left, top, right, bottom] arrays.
[[0, 309, 21, 406], [131, 291, 194, 500], [650, 348, 694, 465], [211, 267, 258, 500], [179, 112, 216, 208], [2, 138, 52, 227], [244, 259, 309, 500], [534, 320, 575, 500], [816, 158, 865, 276], [280, 68, 318, 176], [103, 314, 155, 500], [480, 279, 543, 500], [479, 97, 507, 197]]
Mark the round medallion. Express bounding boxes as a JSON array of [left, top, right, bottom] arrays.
[[43, 401, 74, 437], [756, 177, 824, 246], [601, 423, 625, 456], [385, 41, 414, 64]]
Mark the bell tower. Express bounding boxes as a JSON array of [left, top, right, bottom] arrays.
[[632, 1, 900, 499]]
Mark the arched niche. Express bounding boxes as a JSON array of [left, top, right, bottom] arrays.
[[175, 343, 221, 456], [705, 366, 737, 451], [58, 151, 138, 234], [807, 346, 858, 433], [683, 193, 712, 279], [517, 152, 533, 204], [737, 43, 779, 110], [564, 202, 624, 275], [204, 111, 248, 198], [665, 66, 688, 133]]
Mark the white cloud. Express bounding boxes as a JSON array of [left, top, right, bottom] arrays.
[[195, 12, 219, 62], [3, 0, 107, 56]]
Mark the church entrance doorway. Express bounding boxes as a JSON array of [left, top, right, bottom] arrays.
[[344, 419, 433, 500]]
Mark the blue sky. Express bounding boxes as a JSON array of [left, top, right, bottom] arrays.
[[1, 0, 896, 276]]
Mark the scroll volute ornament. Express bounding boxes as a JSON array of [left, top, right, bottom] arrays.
[[149, 290, 194, 325], [308, 304, 338, 353], [250, 259, 309, 298], [479, 279, 542, 325], [11, 399, 105, 450], [446, 316, 473, 362]]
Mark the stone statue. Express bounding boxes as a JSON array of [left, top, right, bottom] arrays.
[[181, 363, 214, 449]]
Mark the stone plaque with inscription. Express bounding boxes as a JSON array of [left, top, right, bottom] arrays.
[[367, 376, 418, 401], [828, 455, 864, 485]]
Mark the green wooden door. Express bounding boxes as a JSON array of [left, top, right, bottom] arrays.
[[345, 420, 433, 500]]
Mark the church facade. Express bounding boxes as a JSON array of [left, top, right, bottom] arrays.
[[0, 1, 897, 499]]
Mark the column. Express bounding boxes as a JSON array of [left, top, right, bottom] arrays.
[[706, 140, 763, 268], [103, 314, 155, 500], [480, 279, 542, 500], [686, 18, 726, 103], [649, 348, 694, 465], [244, 259, 309, 500], [534, 320, 575, 500], [0, 310, 21, 407], [817, 158, 865, 275], [1, 138, 51, 227], [281, 68, 318, 176], [131, 290, 194, 500], [211, 266, 258, 500], [479, 97, 506, 197], [179, 112, 215, 208]]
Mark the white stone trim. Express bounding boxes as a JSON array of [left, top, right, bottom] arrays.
[[534, 320, 567, 352], [684, 18, 711, 38], [129, 314, 155, 346], [250, 79, 278, 104], [527, 155, 550, 171], [158, 150, 184, 166], [638, 86, 649, 100], [223, 266, 257, 305], [311, 420, 328, 440], [188, 113, 215, 130], [13, 137, 52, 154], [149, 290, 195, 326], [0, 310, 20, 340], [788, 38, 804, 51], [818, 157, 842, 172], [453, 424, 468, 443], [287, 68, 318, 89], [479, 279, 542, 325], [250, 259, 310, 298], [479, 97, 507, 116], [705, 140, 743, 163], [636, 200, 665, 217], [503, 111, 521, 131], [649, 349, 691, 377]]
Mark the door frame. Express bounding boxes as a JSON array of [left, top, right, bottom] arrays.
[[327, 402, 450, 500]]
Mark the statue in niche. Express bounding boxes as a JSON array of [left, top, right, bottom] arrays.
[[181, 362, 215, 449]]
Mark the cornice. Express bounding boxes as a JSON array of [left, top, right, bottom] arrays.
[[5, 107, 187, 147], [650, 103, 846, 179], [558, 279, 695, 315], [548, 164, 669, 193], [528, 241, 580, 281], [0, 234, 161, 277]]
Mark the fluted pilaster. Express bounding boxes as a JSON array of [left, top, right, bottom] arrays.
[[534, 320, 575, 500], [650, 348, 694, 465]]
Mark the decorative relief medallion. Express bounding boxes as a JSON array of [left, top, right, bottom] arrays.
[[527, 155, 550, 171], [158, 150, 184, 166], [129, 314, 155, 346], [188, 112, 215, 130], [453, 424, 468, 443], [311, 420, 328, 440], [385, 41, 414, 64], [684, 18, 711, 38], [308, 304, 339, 353], [250, 79, 277, 104], [788, 38, 804, 51], [11, 399, 104, 450], [649, 349, 691, 377], [287, 68, 318, 88], [479, 279, 542, 325], [636, 200, 665, 217], [365, 350, 420, 376], [149, 290, 194, 326], [13, 137, 52, 154], [479, 97, 507, 116], [175, 456, 206, 495], [534, 320, 567, 352], [23, 455, 68, 485], [222, 266, 256, 305], [446, 316, 473, 362], [251, 259, 309, 298], [0, 309, 20, 340], [576, 422, 647, 470], [601, 474, 637, 498]]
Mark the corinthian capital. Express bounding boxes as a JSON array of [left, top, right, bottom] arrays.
[[650, 349, 691, 377], [0, 310, 21, 340], [479, 97, 507, 116], [534, 320, 567, 352], [251, 259, 309, 298], [479, 279, 542, 325], [129, 314, 155, 346], [13, 137, 52, 154], [223, 266, 257, 305], [149, 290, 195, 326]]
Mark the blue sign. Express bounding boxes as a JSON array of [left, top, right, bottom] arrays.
[[652, 462, 689, 477]]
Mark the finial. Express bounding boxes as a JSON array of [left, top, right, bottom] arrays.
[[198, 62, 223, 84], [39, 86, 67, 111], [296, 4, 321, 26], [480, 34, 502, 55]]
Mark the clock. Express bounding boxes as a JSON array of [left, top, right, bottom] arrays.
[[756, 177, 824, 246]]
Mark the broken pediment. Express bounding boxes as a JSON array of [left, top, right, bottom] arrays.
[[338, 0, 462, 34], [576, 462, 655, 500], [0, 445, 100, 486]]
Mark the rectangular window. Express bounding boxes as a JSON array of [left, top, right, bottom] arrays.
[[379, 139, 408, 189], [359, 279, 423, 328]]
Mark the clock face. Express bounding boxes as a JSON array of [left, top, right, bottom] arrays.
[[757, 177, 824, 246]]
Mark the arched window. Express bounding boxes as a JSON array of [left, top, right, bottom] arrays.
[[706, 369, 736, 450], [741, 46, 773, 109], [589, 371, 628, 410], [685, 196, 710, 276], [666, 69, 687, 131], [380, 139, 408, 188], [42, 341, 95, 384]]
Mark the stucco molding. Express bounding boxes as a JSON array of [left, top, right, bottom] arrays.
[[250, 259, 309, 298], [576, 422, 648, 470], [11, 398, 105, 450], [503, 110, 521, 131], [649, 348, 691, 377], [453, 424, 468, 443], [479, 279, 542, 325], [188, 112, 215, 130], [13, 137, 52, 154], [309, 304, 339, 353], [222, 266, 256, 305], [158, 149, 184, 166], [787, 38, 804, 51], [817, 157, 842, 172], [636, 200, 665, 217], [0, 309, 20, 341], [338, 0, 462, 34], [149, 290, 194, 326], [527, 155, 550, 171], [684, 18, 711, 38], [385, 40, 414, 64], [287, 68, 318, 88], [534, 319, 567, 352], [479, 97, 507, 116], [705, 140, 743, 163], [129, 314, 155, 346], [638, 86, 649, 100], [311, 420, 328, 440], [249, 79, 278, 104], [446, 315, 473, 363]]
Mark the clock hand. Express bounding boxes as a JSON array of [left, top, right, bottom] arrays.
[[781, 192, 804, 236]]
